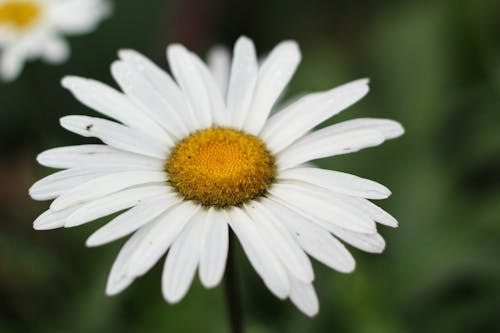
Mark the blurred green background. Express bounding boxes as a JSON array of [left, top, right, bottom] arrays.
[[1, 0, 500, 332]]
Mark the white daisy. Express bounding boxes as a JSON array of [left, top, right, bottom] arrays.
[[29, 36, 404, 317], [0, 0, 110, 81]]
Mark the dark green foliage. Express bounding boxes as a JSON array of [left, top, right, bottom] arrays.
[[0, 0, 499, 332]]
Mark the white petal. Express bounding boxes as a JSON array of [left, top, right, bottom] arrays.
[[111, 61, 192, 138], [278, 167, 391, 199], [50, 0, 111, 34], [106, 225, 153, 295], [263, 198, 355, 273], [66, 185, 171, 227], [126, 201, 200, 277], [29, 168, 109, 201], [86, 193, 180, 247], [33, 206, 80, 230], [244, 201, 314, 283], [0, 45, 25, 81], [277, 129, 384, 170], [207, 46, 230, 97], [37, 144, 163, 170], [226, 36, 258, 129], [227, 208, 290, 299], [328, 226, 386, 253], [50, 171, 167, 211], [162, 212, 205, 303], [243, 41, 301, 135], [167, 44, 213, 129], [199, 208, 229, 288], [60, 115, 169, 159], [260, 79, 370, 153], [117, 49, 200, 131], [269, 182, 376, 234], [42, 36, 69, 64], [277, 118, 404, 169], [188, 50, 227, 126], [37, 144, 112, 168], [289, 278, 319, 317], [330, 118, 405, 139], [343, 197, 399, 228], [61, 76, 172, 144]]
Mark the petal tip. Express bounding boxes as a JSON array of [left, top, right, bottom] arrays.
[[85, 236, 100, 248], [166, 43, 187, 56], [61, 76, 80, 89], [235, 35, 253, 46], [33, 221, 45, 230], [117, 48, 134, 58], [395, 122, 405, 137], [162, 288, 184, 305], [303, 307, 319, 317]]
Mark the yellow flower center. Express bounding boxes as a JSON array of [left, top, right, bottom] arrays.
[[0, 1, 40, 29], [165, 127, 276, 208]]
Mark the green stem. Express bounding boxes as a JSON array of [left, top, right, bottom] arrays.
[[224, 231, 243, 333]]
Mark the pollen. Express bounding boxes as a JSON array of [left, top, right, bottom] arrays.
[[0, 1, 41, 29], [165, 127, 276, 208]]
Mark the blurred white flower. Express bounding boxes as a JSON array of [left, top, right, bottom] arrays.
[[29, 36, 404, 316], [0, 0, 110, 81]]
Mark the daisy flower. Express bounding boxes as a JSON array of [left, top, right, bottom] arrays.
[[0, 0, 110, 81], [29, 36, 404, 317]]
